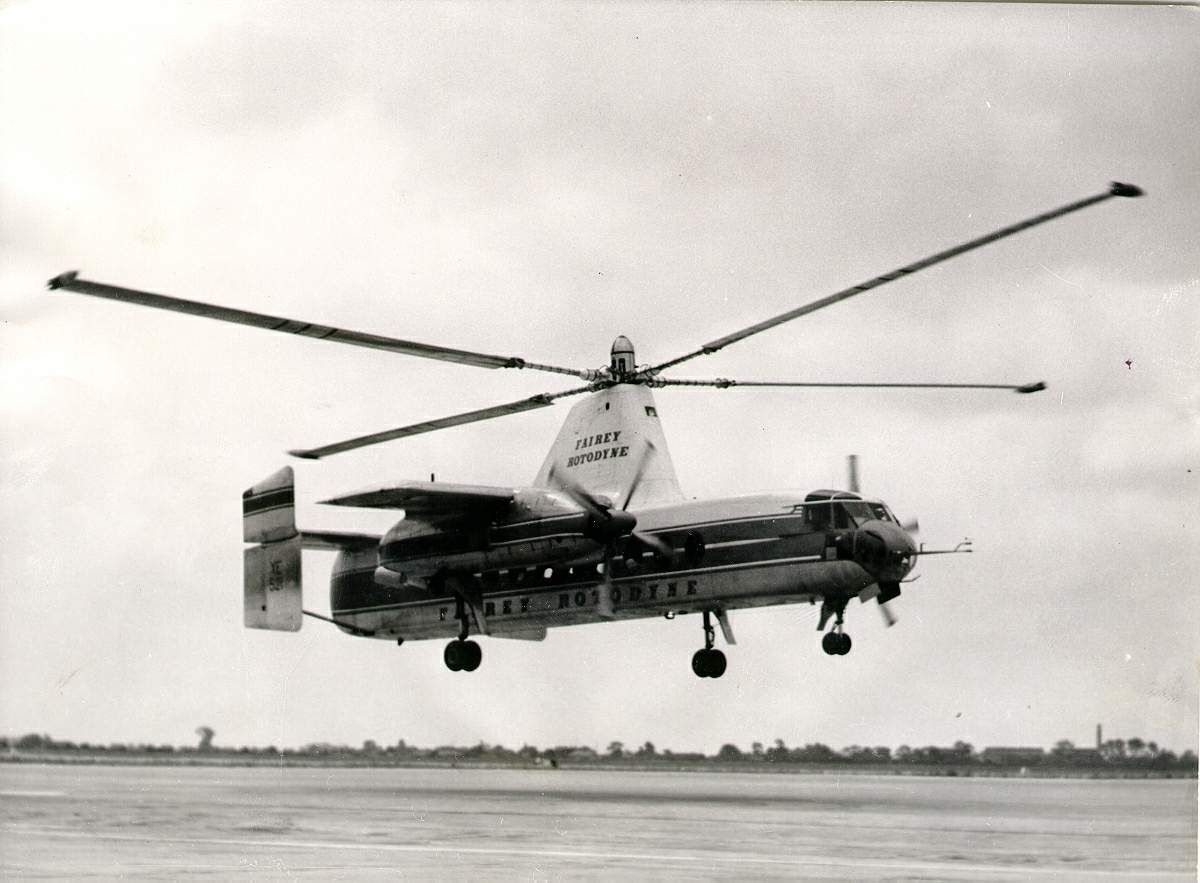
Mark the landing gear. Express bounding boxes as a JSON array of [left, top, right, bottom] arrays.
[[692, 647, 727, 678], [444, 594, 482, 672], [818, 596, 852, 656], [821, 631, 852, 656], [444, 639, 482, 672], [692, 610, 728, 678]]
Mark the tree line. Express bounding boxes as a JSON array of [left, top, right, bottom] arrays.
[[3, 731, 1196, 771]]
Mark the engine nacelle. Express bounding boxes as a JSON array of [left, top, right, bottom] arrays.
[[378, 515, 598, 585]]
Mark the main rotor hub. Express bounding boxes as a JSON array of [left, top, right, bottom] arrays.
[[610, 336, 635, 377]]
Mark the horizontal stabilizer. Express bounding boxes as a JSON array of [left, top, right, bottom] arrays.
[[322, 481, 515, 519]]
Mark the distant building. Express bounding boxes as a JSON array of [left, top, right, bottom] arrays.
[[980, 746, 1046, 764], [564, 747, 598, 761]]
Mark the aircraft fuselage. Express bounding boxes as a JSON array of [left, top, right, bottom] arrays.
[[330, 492, 915, 642]]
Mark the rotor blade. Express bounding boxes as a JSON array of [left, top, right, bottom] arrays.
[[644, 182, 1142, 374], [289, 385, 595, 459], [46, 272, 599, 380], [650, 378, 1047, 393], [619, 439, 658, 510]]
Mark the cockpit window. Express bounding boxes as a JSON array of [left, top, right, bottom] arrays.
[[805, 497, 893, 530], [867, 502, 893, 522], [838, 501, 874, 527]]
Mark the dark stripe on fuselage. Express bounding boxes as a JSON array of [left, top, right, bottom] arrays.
[[379, 510, 810, 568], [332, 552, 829, 616], [242, 487, 293, 516], [338, 523, 830, 613]]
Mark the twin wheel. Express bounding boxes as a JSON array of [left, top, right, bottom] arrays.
[[691, 648, 726, 678], [822, 631, 852, 656], [443, 638, 481, 672]]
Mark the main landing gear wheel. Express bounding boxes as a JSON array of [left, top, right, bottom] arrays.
[[444, 639, 482, 672], [691, 609, 728, 678], [692, 648, 727, 678], [821, 631, 852, 656]]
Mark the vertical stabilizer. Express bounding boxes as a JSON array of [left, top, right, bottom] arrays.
[[533, 385, 684, 508], [243, 466, 302, 631]]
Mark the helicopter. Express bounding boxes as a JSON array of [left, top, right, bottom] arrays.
[[47, 181, 1141, 677]]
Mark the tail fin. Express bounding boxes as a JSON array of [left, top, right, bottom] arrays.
[[532, 384, 684, 509], [243, 467, 302, 631]]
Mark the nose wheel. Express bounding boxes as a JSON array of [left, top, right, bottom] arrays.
[[692, 609, 728, 678]]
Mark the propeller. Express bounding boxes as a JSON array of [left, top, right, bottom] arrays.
[[547, 440, 672, 617], [846, 455, 910, 628]]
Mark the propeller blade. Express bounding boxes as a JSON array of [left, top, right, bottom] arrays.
[[632, 529, 673, 560], [546, 466, 614, 520], [879, 603, 898, 628], [46, 272, 601, 380], [290, 386, 594, 459], [642, 183, 1141, 374], [619, 439, 658, 510], [847, 454, 860, 494], [901, 516, 920, 536], [648, 379, 1047, 393], [597, 555, 615, 619]]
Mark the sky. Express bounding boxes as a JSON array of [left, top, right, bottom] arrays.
[[2, 1, 1197, 755]]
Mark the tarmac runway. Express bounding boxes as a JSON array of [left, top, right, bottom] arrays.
[[1, 764, 1195, 880]]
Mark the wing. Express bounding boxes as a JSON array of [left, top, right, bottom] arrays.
[[299, 530, 381, 552], [322, 481, 516, 520]]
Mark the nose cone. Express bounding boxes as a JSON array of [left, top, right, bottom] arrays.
[[857, 521, 917, 582]]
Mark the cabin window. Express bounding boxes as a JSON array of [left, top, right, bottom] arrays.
[[867, 502, 893, 522], [543, 567, 553, 579], [645, 406, 657, 417]]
